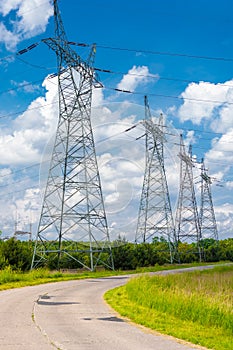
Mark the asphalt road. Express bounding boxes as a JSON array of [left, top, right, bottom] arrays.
[[0, 267, 213, 350]]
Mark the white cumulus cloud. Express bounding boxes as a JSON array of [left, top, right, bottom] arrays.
[[117, 65, 159, 92], [178, 80, 233, 126], [0, 75, 58, 165], [0, 0, 53, 50], [0, 22, 19, 50], [205, 128, 233, 175]]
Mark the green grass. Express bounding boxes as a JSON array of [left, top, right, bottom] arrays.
[[0, 262, 224, 290], [105, 265, 233, 350], [0, 266, 118, 290]]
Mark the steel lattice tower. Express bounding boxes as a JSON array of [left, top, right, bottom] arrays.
[[175, 135, 201, 254], [31, 0, 113, 271], [199, 159, 218, 241], [135, 96, 176, 262]]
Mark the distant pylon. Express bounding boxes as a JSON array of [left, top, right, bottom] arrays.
[[199, 159, 218, 241], [31, 0, 113, 271], [175, 135, 201, 256], [135, 96, 176, 262]]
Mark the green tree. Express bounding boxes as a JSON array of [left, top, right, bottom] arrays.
[[1, 238, 32, 271], [112, 243, 136, 270], [176, 242, 199, 263], [218, 238, 233, 261]]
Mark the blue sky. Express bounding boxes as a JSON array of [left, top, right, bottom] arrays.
[[0, 0, 232, 241]]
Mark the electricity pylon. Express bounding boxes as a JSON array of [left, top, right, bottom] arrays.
[[135, 96, 176, 262], [199, 159, 218, 241], [31, 0, 113, 271], [175, 135, 201, 259]]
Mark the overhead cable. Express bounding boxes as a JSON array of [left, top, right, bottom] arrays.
[[103, 86, 233, 105], [68, 41, 233, 62]]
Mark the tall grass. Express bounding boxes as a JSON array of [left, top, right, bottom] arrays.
[[127, 268, 233, 332], [0, 264, 185, 290], [0, 262, 216, 290], [0, 266, 125, 289], [105, 265, 233, 350], [0, 267, 64, 289]]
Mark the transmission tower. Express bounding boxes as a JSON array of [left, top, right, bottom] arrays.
[[31, 0, 113, 271], [135, 96, 176, 262], [175, 135, 201, 257], [199, 159, 218, 241]]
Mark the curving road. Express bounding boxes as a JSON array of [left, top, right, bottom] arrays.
[[0, 268, 211, 350]]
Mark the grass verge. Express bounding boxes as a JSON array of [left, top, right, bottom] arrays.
[[105, 265, 233, 350], [0, 262, 225, 291]]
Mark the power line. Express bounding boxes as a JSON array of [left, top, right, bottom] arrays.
[[0, 124, 232, 197], [0, 134, 222, 183], [0, 100, 58, 120], [0, 42, 40, 64], [0, 96, 232, 146], [94, 67, 233, 88], [2, 70, 232, 109], [0, 161, 49, 179], [104, 86, 233, 105], [1, 77, 232, 121], [135, 131, 233, 154], [149, 123, 233, 144], [1, 41, 232, 114], [97, 44, 233, 62], [68, 41, 233, 63], [0, 185, 40, 198], [4, 44, 232, 92], [0, 173, 40, 189], [15, 55, 51, 71], [0, 79, 44, 96], [0, 151, 231, 200], [7, 0, 52, 16]]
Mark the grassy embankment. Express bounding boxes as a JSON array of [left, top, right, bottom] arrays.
[[105, 265, 233, 350], [0, 262, 223, 291]]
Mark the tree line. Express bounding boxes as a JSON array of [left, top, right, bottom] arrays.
[[0, 237, 232, 271]]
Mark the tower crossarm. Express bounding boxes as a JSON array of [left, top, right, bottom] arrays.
[[43, 0, 102, 88], [142, 119, 165, 144], [178, 151, 194, 167], [43, 38, 102, 88], [201, 172, 212, 184]]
